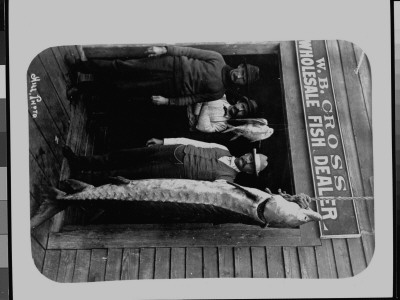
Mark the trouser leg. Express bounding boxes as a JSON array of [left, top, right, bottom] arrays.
[[75, 78, 176, 99], [78, 145, 179, 171], [78, 56, 177, 98], [109, 161, 186, 179], [83, 56, 175, 78], [78, 160, 186, 186], [76, 145, 186, 185], [112, 78, 176, 97]]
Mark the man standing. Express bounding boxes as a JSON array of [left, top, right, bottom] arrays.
[[190, 95, 258, 133], [65, 45, 260, 106], [62, 137, 268, 185]]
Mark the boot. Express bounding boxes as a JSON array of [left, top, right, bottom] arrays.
[[66, 85, 80, 102], [62, 146, 83, 176], [62, 146, 103, 173], [64, 53, 88, 73]]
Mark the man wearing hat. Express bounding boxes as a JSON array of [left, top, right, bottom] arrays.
[[191, 95, 258, 133], [65, 45, 260, 106], [62, 137, 268, 185]]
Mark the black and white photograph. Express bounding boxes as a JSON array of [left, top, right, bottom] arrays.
[[8, 0, 392, 299], [28, 40, 374, 282]]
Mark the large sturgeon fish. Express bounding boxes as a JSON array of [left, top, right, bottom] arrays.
[[32, 177, 322, 228]]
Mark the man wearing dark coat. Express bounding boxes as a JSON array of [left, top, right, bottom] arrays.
[[65, 45, 260, 106], [62, 137, 268, 186]]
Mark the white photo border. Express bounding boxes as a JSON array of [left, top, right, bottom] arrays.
[[10, 0, 392, 299]]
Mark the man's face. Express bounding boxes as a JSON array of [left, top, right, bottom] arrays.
[[236, 153, 255, 174], [230, 64, 247, 85], [227, 101, 249, 118]]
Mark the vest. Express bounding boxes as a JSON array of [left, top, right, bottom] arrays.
[[182, 145, 238, 182]]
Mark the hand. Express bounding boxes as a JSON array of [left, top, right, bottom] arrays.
[[145, 46, 167, 57], [264, 187, 273, 194], [152, 95, 169, 105], [146, 138, 164, 147]]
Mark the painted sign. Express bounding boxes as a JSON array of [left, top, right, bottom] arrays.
[[295, 40, 360, 238]]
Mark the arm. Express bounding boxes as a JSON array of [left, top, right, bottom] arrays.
[[166, 45, 223, 61], [169, 91, 225, 106], [164, 137, 228, 151], [145, 46, 168, 57], [197, 121, 228, 133], [214, 179, 229, 184], [215, 175, 235, 183], [196, 105, 228, 133]]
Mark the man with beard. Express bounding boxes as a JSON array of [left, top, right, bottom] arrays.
[[190, 95, 258, 133], [65, 45, 260, 106]]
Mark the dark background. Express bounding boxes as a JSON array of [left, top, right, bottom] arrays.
[[85, 53, 294, 196]]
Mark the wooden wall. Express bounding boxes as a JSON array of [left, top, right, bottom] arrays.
[[30, 41, 374, 281], [324, 39, 375, 272], [29, 46, 79, 272], [281, 40, 374, 278]]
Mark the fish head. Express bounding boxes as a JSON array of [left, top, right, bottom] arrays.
[[263, 195, 322, 228], [243, 125, 274, 142]]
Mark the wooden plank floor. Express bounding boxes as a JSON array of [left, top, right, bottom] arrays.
[[30, 43, 375, 282]]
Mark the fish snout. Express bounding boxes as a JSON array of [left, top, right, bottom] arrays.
[[304, 208, 323, 221]]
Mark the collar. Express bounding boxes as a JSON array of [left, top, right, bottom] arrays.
[[223, 102, 232, 117], [218, 156, 240, 172]]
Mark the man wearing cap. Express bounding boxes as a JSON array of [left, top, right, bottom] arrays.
[[190, 95, 258, 133], [65, 45, 260, 106], [62, 137, 268, 185]]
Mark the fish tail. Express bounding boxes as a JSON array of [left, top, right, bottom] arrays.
[[45, 186, 68, 200], [31, 187, 68, 229]]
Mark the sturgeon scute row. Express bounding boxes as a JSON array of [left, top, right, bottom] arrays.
[[54, 178, 269, 225]]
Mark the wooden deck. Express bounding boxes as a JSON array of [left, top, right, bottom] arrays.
[[30, 41, 374, 281]]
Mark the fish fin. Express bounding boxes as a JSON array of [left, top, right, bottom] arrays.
[[229, 133, 240, 141], [222, 125, 235, 133], [31, 187, 68, 229], [108, 176, 131, 185], [50, 187, 67, 200], [60, 179, 94, 193], [233, 118, 268, 125], [42, 185, 67, 201], [31, 199, 67, 229], [227, 182, 258, 202]]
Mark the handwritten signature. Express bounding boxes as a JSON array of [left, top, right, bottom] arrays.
[[28, 73, 41, 118]]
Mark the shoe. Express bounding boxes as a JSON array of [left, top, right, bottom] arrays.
[[65, 53, 90, 73], [66, 85, 80, 102], [64, 53, 82, 70], [64, 53, 81, 86], [77, 45, 88, 62], [62, 146, 81, 175], [62, 145, 77, 160]]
